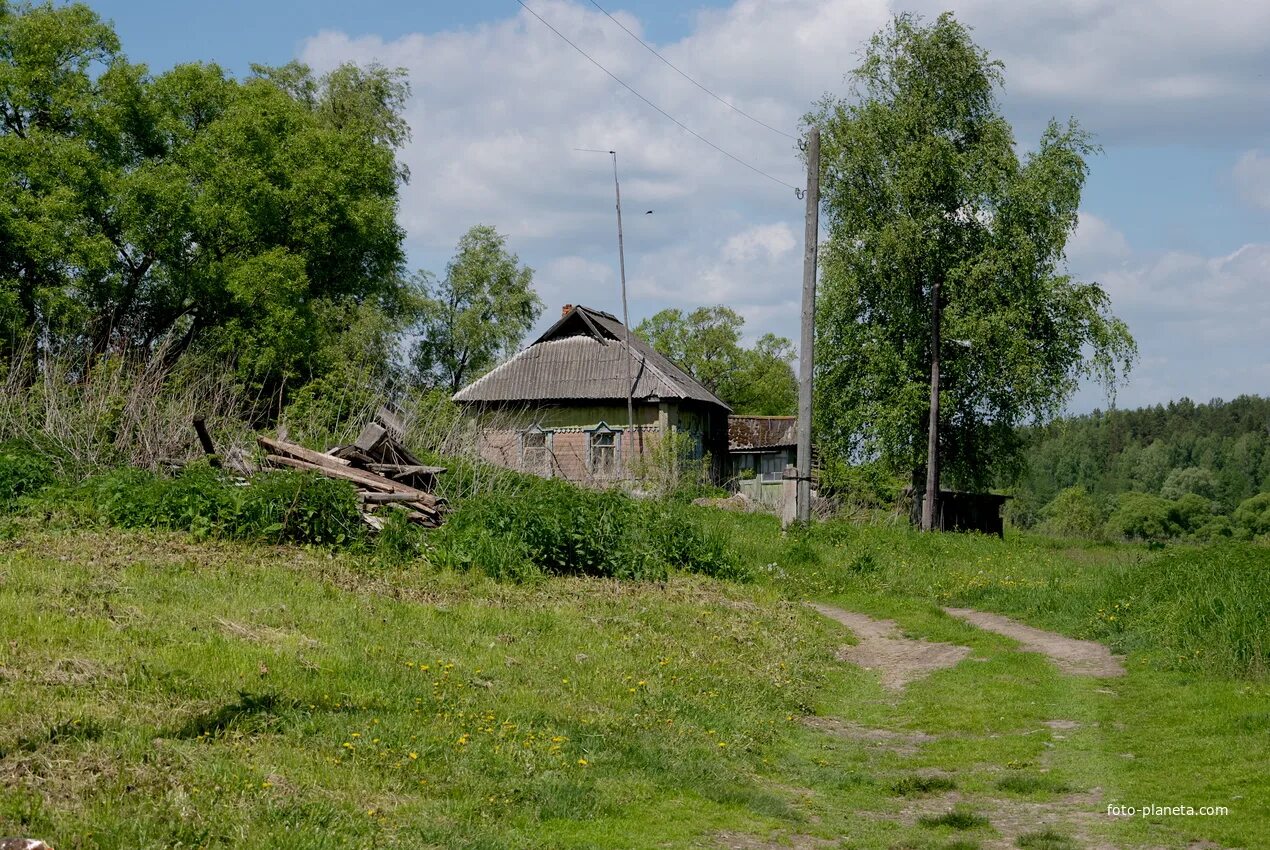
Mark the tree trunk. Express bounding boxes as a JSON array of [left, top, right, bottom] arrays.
[[921, 276, 941, 532]]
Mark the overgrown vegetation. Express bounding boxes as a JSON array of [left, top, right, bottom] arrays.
[[432, 477, 744, 581], [76, 464, 366, 546]]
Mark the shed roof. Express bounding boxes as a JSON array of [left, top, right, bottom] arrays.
[[728, 415, 797, 451], [453, 305, 729, 409]]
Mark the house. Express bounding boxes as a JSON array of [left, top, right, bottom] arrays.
[[727, 415, 797, 482], [452, 305, 731, 484]]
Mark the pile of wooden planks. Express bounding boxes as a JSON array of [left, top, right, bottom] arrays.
[[257, 408, 445, 529]]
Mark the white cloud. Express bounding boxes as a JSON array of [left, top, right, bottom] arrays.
[[298, 0, 1270, 408], [1068, 219, 1270, 408], [1067, 212, 1131, 268], [1233, 150, 1270, 210]]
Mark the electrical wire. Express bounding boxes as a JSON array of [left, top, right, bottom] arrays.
[[515, 0, 799, 193], [587, 0, 796, 141]]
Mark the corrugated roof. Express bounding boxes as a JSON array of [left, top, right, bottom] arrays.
[[729, 415, 797, 451], [453, 305, 729, 409]]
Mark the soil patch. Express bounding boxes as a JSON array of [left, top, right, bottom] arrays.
[[800, 715, 938, 756], [902, 788, 1113, 850], [942, 608, 1125, 677], [808, 603, 972, 690]]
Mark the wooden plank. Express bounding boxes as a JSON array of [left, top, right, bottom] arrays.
[[359, 492, 424, 504], [376, 405, 408, 440], [257, 435, 352, 468], [192, 417, 220, 467], [263, 454, 439, 508], [353, 423, 387, 453], [364, 463, 447, 477]]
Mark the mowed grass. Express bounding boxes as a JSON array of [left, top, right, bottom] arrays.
[[1, 509, 1267, 850], [698, 509, 1269, 849], [0, 527, 845, 849]]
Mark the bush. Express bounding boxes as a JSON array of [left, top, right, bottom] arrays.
[[1169, 492, 1216, 535], [233, 470, 364, 546], [78, 465, 364, 546], [1104, 492, 1180, 541], [1040, 486, 1105, 539], [1233, 492, 1270, 539], [434, 478, 744, 581], [0, 441, 55, 509]]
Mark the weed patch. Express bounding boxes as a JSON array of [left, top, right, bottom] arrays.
[[994, 773, 1072, 795], [891, 774, 957, 796], [76, 464, 365, 546], [918, 806, 990, 830], [1016, 828, 1078, 850], [434, 478, 743, 580], [0, 440, 55, 509]]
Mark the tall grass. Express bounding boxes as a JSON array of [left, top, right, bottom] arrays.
[[1093, 544, 1269, 678], [0, 342, 250, 473]]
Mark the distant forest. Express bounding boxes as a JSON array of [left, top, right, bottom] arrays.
[[1006, 396, 1270, 540]]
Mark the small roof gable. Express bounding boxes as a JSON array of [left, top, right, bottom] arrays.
[[729, 415, 797, 451], [453, 305, 729, 409]]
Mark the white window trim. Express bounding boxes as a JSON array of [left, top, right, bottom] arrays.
[[520, 425, 553, 476], [586, 421, 623, 475]]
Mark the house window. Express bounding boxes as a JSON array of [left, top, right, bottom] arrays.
[[588, 423, 621, 476], [760, 451, 786, 481], [521, 427, 551, 475]]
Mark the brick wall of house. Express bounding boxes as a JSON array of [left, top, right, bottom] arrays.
[[477, 423, 662, 486]]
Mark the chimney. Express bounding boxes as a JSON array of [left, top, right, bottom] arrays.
[[561, 304, 573, 317]]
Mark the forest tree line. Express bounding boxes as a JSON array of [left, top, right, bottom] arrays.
[[1007, 396, 1270, 541]]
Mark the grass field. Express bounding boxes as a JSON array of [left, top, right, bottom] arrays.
[[1, 508, 1266, 849]]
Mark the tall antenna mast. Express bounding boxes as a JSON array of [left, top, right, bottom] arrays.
[[575, 147, 640, 478], [611, 150, 637, 477]]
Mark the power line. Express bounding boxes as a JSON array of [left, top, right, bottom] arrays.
[[587, 0, 796, 141], [515, 0, 799, 193]]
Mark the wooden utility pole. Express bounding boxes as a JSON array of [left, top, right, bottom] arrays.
[[921, 276, 941, 531], [795, 127, 820, 525]]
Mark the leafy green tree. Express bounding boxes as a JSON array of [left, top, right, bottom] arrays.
[[636, 306, 745, 395], [1160, 466, 1220, 502], [1, 2, 410, 401], [810, 12, 1135, 490], [635, 307, 797, 415], [1104, 492, 1179, 541], [726, 334, 798, 416], [1170, 492, 1216, 535], [414, 225, 542, 393], [1040, 486, 1105, 539], [1233, 492, 1270, 539]]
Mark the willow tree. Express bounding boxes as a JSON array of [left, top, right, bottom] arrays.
[[810, 13, 1135, 513], [1, 1, 411, 402]]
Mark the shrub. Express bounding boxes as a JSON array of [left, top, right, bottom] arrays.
[[233, 471, 364, 546], [1104, 492, 1180, 541], [1169, 492, 1216, 535], [0, 441, 55, 509], [1039, 486, 1105, 539], [434, 478, 744, 581], [1233, 492, 1270, 539], [77, 465, 364, 547]]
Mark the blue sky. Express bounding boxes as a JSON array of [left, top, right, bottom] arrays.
[[90, 0, 1270, 411]]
